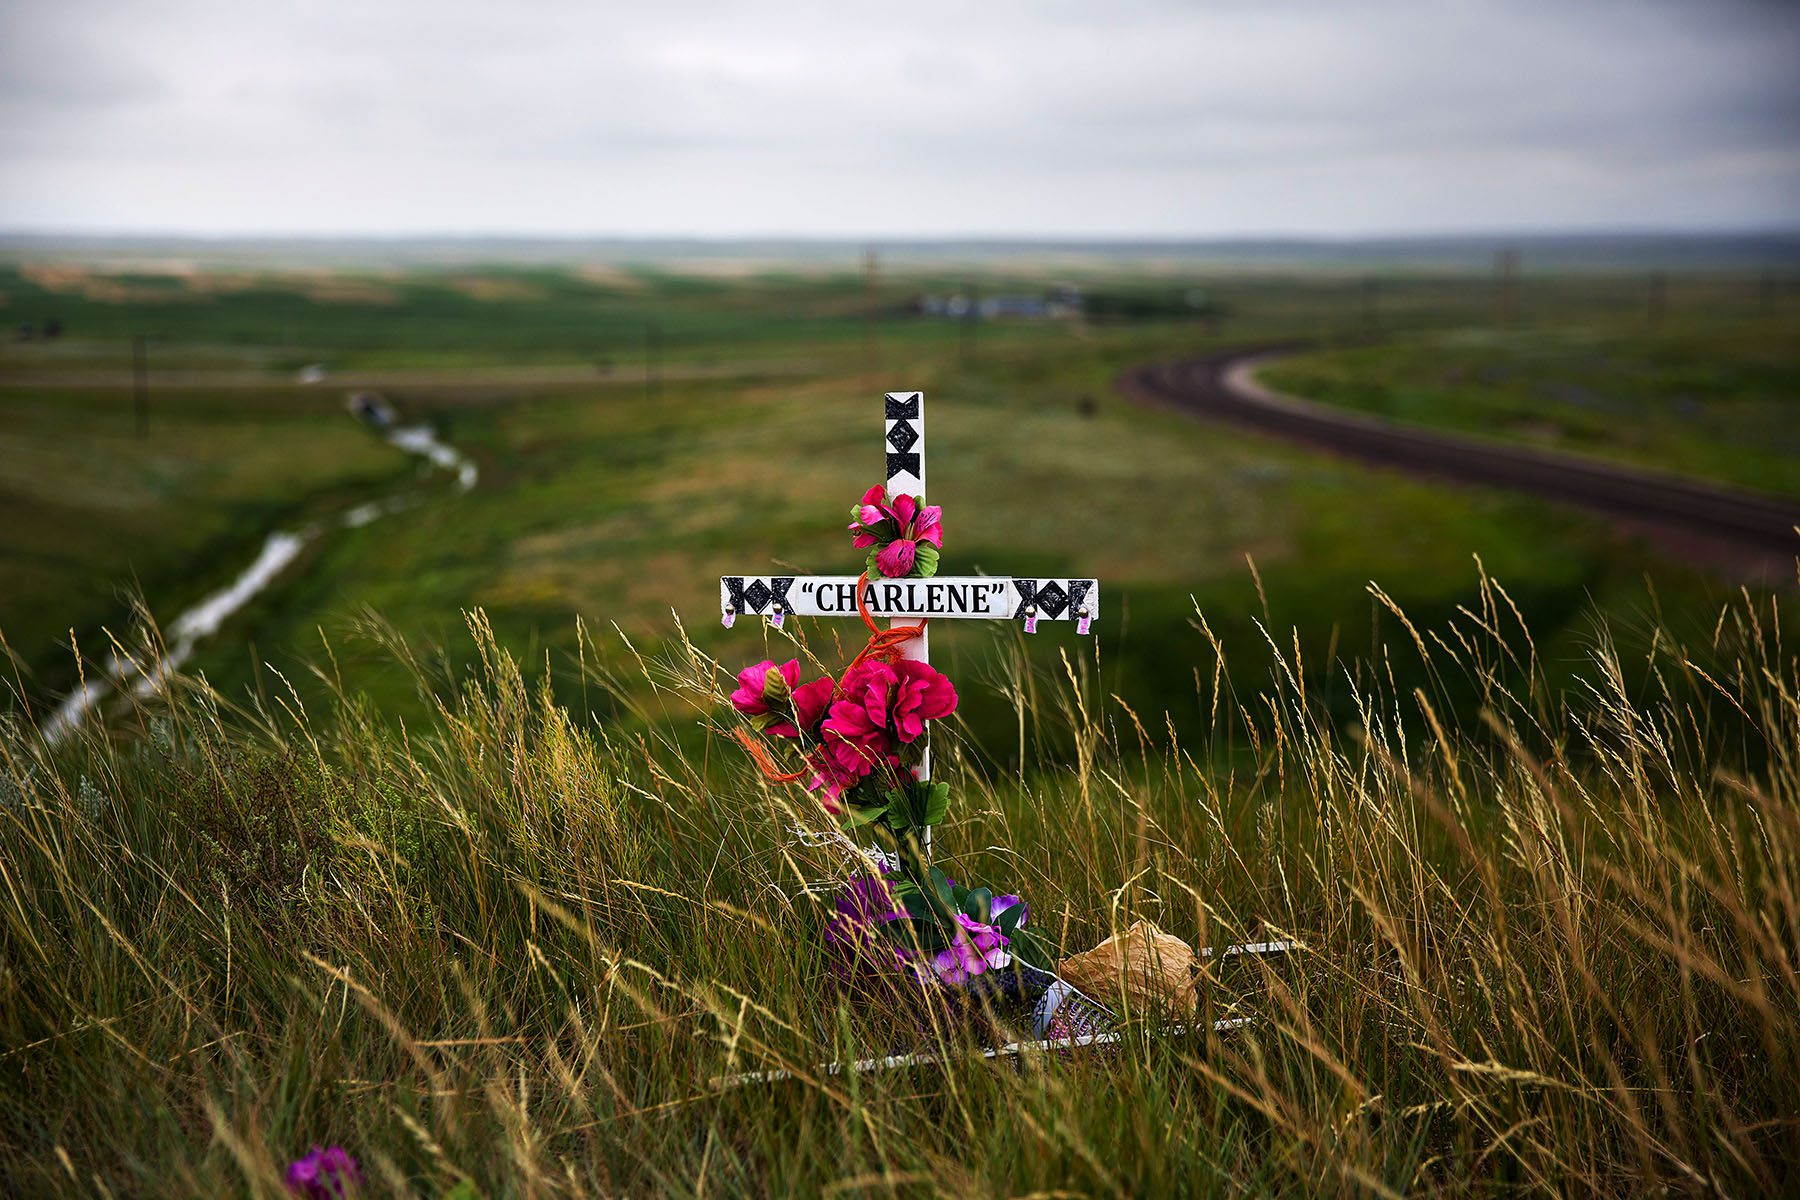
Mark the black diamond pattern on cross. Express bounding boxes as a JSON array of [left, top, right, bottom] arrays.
[[1012, 578, 1083, 619], [723, 576, 795, 615]]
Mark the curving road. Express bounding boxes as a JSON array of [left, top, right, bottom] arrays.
[[1117, 346, 1800, 561]]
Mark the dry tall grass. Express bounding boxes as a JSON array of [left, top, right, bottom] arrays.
[[2, 573, 1797, 1196]]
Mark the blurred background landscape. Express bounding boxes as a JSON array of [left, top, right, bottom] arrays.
[[2, 232, 1796, 754], [0, 0, 1785, 744], [3, 0, 1795, 754]]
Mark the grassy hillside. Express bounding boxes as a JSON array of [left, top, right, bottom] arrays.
[[2, 257, 1797, 1194], [2, 584, 1796, 1195]]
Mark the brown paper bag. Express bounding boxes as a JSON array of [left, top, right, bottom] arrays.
[[1058, 919, 1199, 1016]]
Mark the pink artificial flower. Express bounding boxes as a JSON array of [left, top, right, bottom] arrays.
[[820, 706, 895, 782], [847, 486, 896, 547], [807, 759, 851, 813], [807, 745, 903, 812], [851, 485, 888, 528], [889, 660, 957, 742], [767, 676, 835, 739], [847, 485, 942, 575], [914, 504, 943, 548], [730, 659, 800, 723], [876, 539, 917, 578]]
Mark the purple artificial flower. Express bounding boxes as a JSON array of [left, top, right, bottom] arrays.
[[991, 894, 1027, 927], [825, 873, 902, 943], [929, 913, 1011, 985], [824, 872, 915, 978], [825, 872, 1025, 988], [285, 1146, 361, 1198]]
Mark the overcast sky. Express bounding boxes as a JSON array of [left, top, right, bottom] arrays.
[[0, 0, 1795, 238]]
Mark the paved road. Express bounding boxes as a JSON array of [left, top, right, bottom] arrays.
[[1117, 346, 1800, 562]]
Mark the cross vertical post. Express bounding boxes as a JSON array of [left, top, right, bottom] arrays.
[[884, 390, 930, 855]]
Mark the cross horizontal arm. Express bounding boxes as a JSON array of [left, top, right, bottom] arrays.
[[721, 575, 1098, 623]]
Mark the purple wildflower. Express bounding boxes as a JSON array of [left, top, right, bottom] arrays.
[[285, 1146, 361, 1198]]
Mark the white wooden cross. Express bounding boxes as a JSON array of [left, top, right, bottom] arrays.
[[720, 390, 1099, 856]]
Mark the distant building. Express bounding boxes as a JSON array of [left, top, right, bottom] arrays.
[[914, 284, 1083, 321], [978, 294, 1048, 319]]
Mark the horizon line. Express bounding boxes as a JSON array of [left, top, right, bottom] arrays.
[[5, 225, 1800, 246]]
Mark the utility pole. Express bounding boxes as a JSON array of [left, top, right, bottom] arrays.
[[132, 334, 149, 438], [1495, 248, 1520, 328], [862, 246, 879, 391], [1647, 271, 1666, 329], [959, 282, 978, 370], [645, 318, 663, 405]]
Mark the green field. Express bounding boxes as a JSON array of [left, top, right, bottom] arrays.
[[1264, 316, 1800, 497], [3, 262, 1791, 755], [2, 255, 1799, 1195]]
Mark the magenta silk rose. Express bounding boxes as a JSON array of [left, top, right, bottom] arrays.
[[818, 661, 899, 784], [782, 677, 835, 739], [815, 658, 958, 793], [888, 659, 956, 741]]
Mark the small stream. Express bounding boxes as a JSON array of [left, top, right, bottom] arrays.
[[42, 423, 477, 744]]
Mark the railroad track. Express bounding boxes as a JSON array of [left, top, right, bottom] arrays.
[[1117, 346, 1800, 559]]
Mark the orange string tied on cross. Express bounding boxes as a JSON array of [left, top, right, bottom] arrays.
[[848, 570, 925, 668], [733, 727, 808, 783]]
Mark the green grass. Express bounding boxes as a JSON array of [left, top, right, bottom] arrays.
[[2, 579, 1797, 1195], [1262, 319, 1800, 496]]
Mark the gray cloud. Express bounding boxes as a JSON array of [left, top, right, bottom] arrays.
[[0, 0, 1794, 236]]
